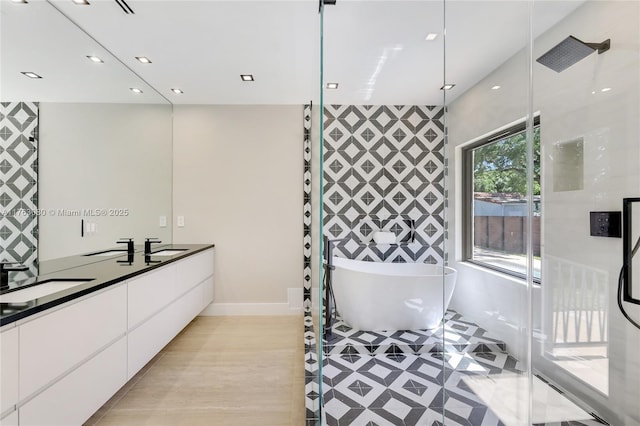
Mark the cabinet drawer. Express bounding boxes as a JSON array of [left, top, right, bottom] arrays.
[[19, 285, 127, 400], [127, 263, 177, 329], [202, 276, 214, 309], [176, 249, 214, 292], [0, 409, 18, 426], [1, 327, 18, 414], [19, 337, 127, 426], [127, 283, 203, 379]]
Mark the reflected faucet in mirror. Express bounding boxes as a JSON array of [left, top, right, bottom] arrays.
[[117, 253, 135, 266], [116, 238, 135, 256], [1, 263, 29, 291], [144, 255, 161, 265]]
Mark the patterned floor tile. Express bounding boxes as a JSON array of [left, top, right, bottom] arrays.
[[324, 310, 508, 356], [324, 408, 399, 426], [330, 374, 389, 408], [311, 307, 603, 426], [320, 350, 603, 426]]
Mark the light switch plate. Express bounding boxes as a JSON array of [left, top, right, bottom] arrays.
[[177, 216, 185, 227], [159, 216, 167, 227]]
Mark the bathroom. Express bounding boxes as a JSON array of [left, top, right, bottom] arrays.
[[1, 0, 639, 425]]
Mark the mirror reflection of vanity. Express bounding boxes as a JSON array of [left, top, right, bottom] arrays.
[[0, 0, 173, 275]]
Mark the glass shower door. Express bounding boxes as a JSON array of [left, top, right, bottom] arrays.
[[532, 1, 640, 424], [444, 1, 534, 424]]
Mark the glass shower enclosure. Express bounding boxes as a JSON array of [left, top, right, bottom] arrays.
[[314, 0, 639, 425]]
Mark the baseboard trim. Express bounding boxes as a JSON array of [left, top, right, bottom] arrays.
[[199, 302, 303, 316]]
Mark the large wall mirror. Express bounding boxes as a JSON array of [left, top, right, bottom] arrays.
[[0, 0, 173, 274]]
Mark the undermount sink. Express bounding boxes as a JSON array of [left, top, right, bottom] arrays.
[[0, 279, 93, 303], [85, 249, 128, 257], [150, 249, 187, 256]]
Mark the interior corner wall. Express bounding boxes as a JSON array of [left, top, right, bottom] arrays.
[[172, 105, 303, 314]]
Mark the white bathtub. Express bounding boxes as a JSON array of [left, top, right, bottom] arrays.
[[331, 257, 457, 331]]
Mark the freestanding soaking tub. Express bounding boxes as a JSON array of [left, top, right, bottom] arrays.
[[331, 257, 457, 331]]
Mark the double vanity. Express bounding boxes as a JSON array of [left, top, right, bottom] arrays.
[[0, 244, 214, 426]]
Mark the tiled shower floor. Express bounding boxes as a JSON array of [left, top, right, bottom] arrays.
[[323, 311, 507, 356], [305, 309, 607, 426]]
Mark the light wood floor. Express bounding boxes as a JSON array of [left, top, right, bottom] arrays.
[[85, 315, 305, 426]]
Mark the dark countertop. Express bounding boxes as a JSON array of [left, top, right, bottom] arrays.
[[0, 244, 215, 327]]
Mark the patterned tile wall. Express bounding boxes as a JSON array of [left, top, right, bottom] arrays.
[[303, 104, 312, 309], [323, 105, 446, 264], [0, 102, 39, 268]]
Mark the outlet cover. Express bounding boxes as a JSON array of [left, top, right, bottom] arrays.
[[177, 216, 185, 227], [159, 216, 167, 227]]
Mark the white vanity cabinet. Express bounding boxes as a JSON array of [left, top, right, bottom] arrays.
[[0, 411, 18, 426], [17, 285, 127, 426], [0, 326, 19, 418], [127, 248, 214, 378], [19, 284, 127, 400], [0, 247, 214, 426], [19, 338, 127, 426]]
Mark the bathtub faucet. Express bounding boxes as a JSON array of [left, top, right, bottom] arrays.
[[323, 237, 347, 341], [323, 237, 349, 266]]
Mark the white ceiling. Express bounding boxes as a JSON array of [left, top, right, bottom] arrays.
[[1, 0, 584, 105]]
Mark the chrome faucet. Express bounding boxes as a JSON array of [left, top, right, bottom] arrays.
[[144, 238, 162, 255], [1, 262, 29, 291], [117, 238, 135, 255]]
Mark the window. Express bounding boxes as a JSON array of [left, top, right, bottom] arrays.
[[462, 119, 541, 281]]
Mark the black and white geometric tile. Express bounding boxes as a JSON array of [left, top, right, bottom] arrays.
[[321, 350, 514, 426], [324, 311, 507, 356], [304, 104, 313, 309], [323, 105, 446, 264], [321, 350, 604, 426], [316, 309, 604, 426], [305, 307, 321, 425], [0, 102, 39, 273]]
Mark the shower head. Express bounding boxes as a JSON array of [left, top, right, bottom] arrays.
[[536, 35, 610, 73]]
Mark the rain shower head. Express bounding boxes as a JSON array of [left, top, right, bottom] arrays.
[[536, 35, 610, 73]]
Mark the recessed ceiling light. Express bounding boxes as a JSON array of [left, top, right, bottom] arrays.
[[326, 83, 339, 89], [72, 0, 90, 4], [440, 84, 455, 90], [86, 55, 104, 63], [601, 87, 612, 92], [240, 74, 254, 82], [425, 33, 438, 41], [591, 90, 597, 95], [135, 56, 152, 64], [171, 88, 184, 94], [21, 72, 42, 79], [130, 88, 143, 94], [491, 85, 501, 90]]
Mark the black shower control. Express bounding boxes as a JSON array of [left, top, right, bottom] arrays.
[[590, 211, 621, 238]]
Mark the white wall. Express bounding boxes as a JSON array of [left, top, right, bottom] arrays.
[[448, 2, 640, 424], [38, 103, 173, 260], [172, 105, 303, 315]]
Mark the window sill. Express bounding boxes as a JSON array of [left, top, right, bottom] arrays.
[[460, 260, 542, 286]]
